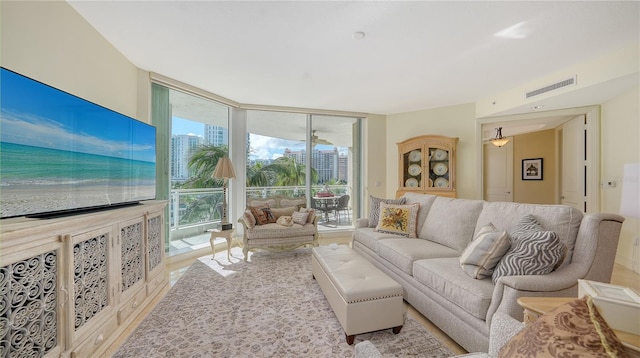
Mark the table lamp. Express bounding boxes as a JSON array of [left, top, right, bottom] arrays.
[[213, 155, 236, 230]]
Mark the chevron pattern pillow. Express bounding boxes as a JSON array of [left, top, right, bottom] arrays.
[[492, 215, 565, 284]]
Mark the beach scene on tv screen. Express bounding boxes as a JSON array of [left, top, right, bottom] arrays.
[[0, 68, 156, 218]]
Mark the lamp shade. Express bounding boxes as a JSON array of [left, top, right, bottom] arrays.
[[490, 127, 510, 147], [212, 156, 236, 179], [620, 163, 640, 219]]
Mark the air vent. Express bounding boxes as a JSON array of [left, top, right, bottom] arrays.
[[525, 76, 577, 99]]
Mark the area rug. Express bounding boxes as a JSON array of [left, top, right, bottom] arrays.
[[113, 247, 454, 357]]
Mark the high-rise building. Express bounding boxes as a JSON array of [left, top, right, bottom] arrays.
[[171, 134, 204, 180], [204, 125, 228, 146], [284, 147, 340, 183]]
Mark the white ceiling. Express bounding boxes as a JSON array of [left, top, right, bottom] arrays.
[[67, 1, 639, 116]]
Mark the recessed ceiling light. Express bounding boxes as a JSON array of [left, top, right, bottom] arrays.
[[352, 31, 365, 40], [531, 105, 544, 110]]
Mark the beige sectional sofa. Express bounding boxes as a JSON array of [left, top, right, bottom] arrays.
[[352, 192, 624, 353]]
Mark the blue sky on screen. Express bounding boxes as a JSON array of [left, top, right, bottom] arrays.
[[0, 68, 156, 162]]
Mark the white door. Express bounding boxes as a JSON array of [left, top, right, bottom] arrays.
[[484, 139, 513, 202], [561, 115, 586, 212]]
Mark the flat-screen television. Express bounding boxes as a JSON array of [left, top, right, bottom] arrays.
[[1, 67, 156, 219]]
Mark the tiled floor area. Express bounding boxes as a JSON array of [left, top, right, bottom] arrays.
[[107, 235, 640, 356]]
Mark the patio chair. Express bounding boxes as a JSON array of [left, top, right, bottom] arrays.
[[333, 194, 350, 224]]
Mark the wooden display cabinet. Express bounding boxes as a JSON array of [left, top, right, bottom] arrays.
[[396, 135, 458, 198]]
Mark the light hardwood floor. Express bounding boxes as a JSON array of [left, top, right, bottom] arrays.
[[105, 237, 640, 356]]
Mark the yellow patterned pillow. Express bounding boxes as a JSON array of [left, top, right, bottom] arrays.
[[374, 202, 420, 238]]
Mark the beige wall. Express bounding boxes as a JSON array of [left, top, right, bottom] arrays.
[[385, 103, 479, 200], [363, 114, 388, 202], [601, 86, 640, 272], [1, 1, 140, 121], [512, 129, 557, 204]]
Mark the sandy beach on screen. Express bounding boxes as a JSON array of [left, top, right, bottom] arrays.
[[1, 184, 156, 218]]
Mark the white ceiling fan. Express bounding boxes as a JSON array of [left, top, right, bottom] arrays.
[[303, 130, 333, 146]]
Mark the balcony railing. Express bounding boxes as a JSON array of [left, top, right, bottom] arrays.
[[168, 185, 352, 256], [170, 185, 349, 230]]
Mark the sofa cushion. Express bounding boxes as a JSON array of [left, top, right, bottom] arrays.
[[368, 195, 407, 228], [413, 257, 495, 320], [377, 239, 459, 275], [401, 192, 437, 233], [492, 215, 566, 284], [246, 222, 316, 240], [475, 202, 582, 267], [270, 206, 296, 219], [247, 198, 277, 208], [352, 228, 402, 253], [498, 297, 627, 358], [419, 197, 484, 252], [460, 223, 510, 279], [374, 202, 420, 238]]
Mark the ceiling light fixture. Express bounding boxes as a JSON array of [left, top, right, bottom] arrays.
[[352, 31, 365, 40], [490, 127, 510, 147]]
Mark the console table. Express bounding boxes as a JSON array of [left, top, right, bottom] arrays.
[[1, 200, 168, 358], [517, 297, 640, 357]]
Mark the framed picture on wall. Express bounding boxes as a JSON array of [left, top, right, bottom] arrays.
[[522, 158, 543, 180]]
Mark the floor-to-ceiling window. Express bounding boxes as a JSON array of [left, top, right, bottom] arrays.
[[246, 110, 361, 232], [152, 84, 231, 256]]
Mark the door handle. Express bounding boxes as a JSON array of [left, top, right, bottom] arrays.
[[506, 191, 511, 194]]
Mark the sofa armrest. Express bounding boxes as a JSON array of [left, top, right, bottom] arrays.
[[497, 263, 585, 292], [356, 218, 369, 228], [486, 264, 584, 324]]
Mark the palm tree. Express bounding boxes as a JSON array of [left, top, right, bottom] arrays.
[[182, 145, 228, 189], [261, 157, 318, 186], [246, 161, 272, 187], [177, 145, 227, 225]]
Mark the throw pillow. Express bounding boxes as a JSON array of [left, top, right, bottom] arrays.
[[276, 215, 294, 227], [498, 296, 627, 358], [262, 207, 276, 224], [292, 211, 309, 225], [300, 207, 316, 224], [369, 195, 407, 228], [492, 215, 565, 284], [242, 209, 256, 229], [249, 206, 269, 225], [459, 223, 510, 279], [374, 202, 420, 238]]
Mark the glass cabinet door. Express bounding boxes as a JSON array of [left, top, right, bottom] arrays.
[[403, 149, 423, 189], [428, 147, 451, 189]]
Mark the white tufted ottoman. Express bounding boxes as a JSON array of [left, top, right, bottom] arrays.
[[311, 245, 404, 345]]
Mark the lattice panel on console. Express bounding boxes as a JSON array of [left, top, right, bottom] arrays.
[[73, 233, 108, 330], [1, 251, 58, 357], [147, 215, 162, 272], [121, 222, 143, 292]]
